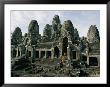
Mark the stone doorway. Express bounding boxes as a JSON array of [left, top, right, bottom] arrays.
[[18, 49, 20, 56], [46, 51, 51, 58], [62, 37, 68, 56], [89, 57, 98, 66], [28, 51, 31, 57], [35, 51, 39, 58], [72, 51, 76, 59], [13, 49, 17, 57], [82, 55, 87, 61], [41, 51, 45, 58], [54, 46, 60, 58]]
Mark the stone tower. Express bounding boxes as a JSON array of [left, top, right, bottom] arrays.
[[87, 25, 100, 43], [43, 24, 52, 41], [28, 20, 39, 36], [52, 15, 61, 40], [28, 20, 39, 45], [61, 20, 74, 43], [11, 27, 22, 45]]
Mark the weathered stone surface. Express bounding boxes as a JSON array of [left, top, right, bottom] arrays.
[[62, 20, 74, 31], [11, 15, 100, 77], [74, 28, 79, 40], [61, 20, 74, 43], [27, 20, 40, 45], [43, 24, 52, 42], [28, 20, 39, 35], [87, 25, 100, 43], [79, 37, 88, 52], [52, 15, 61, 40], [52, 15, 61, 30], [11, 27, 22, 45]]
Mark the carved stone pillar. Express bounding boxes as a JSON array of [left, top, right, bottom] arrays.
[[51, 48, 54, 59], [67, 46, 70, 60], [86, 48, 89, 65], [98, 56, 100, 67], [44, 50, 46, 58], [39, 50, 41, 58], [87, 56, 89, 65], [16, 48, 18, 57]]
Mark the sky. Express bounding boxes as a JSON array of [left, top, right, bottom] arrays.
[[11, 10, 100, 37]]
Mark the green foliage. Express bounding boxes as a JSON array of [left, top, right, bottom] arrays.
[[12, 57, 30, 70]]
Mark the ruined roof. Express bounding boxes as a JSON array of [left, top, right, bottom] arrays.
[[36, 42, 53, 49]]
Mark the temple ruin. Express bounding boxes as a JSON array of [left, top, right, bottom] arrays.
[[11, 15, 100, 77]]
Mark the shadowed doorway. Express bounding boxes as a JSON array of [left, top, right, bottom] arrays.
[[54, 46, 60, 58], [62, 37, 68, 56], [89, 57, 98, 66]]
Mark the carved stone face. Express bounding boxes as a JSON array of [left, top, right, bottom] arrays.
[[28, 20, 39, 35], [87, 25, 100, 43], [64, 22, 69, 29], [63, 20, 73, 30], [53, 15, 60, 25]]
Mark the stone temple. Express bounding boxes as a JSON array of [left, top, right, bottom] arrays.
[[11, 15, 100, 77]]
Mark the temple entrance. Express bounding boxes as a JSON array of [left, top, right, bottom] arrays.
[[46, 51, 51, 58], [41, 51, 45, 58], [54, 46, 59, 58], [72, 51, 76, 59], [82, 55, 87, 61], [62, 37, 68, 56], [89, 57, 98, 66], [18, 49, 20, 56], [28, 51, 31, 57], [35, 51, 39, 58], [13, 49, 17, 57]]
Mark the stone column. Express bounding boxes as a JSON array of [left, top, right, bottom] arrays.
[[67, 47, 70, 60], [51, 48, 54, 59], [59, 43, 62, 57], [76, 52, 80, 60], [32, 46, 35, 58], [39, 50, 41, 58], [59, 49, 62, 58], [11, 49, 13, 58], [20, 48, 22, 56], [31, 50, 33, 57], [44, 50, 46, 58], [87, 56, 89, 65], [20, 51, 21, 56], [31, 47, 35, 63], [98, 56, 100, 67], [16, 48, 18, 57], [86, 49, 89, 65]]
